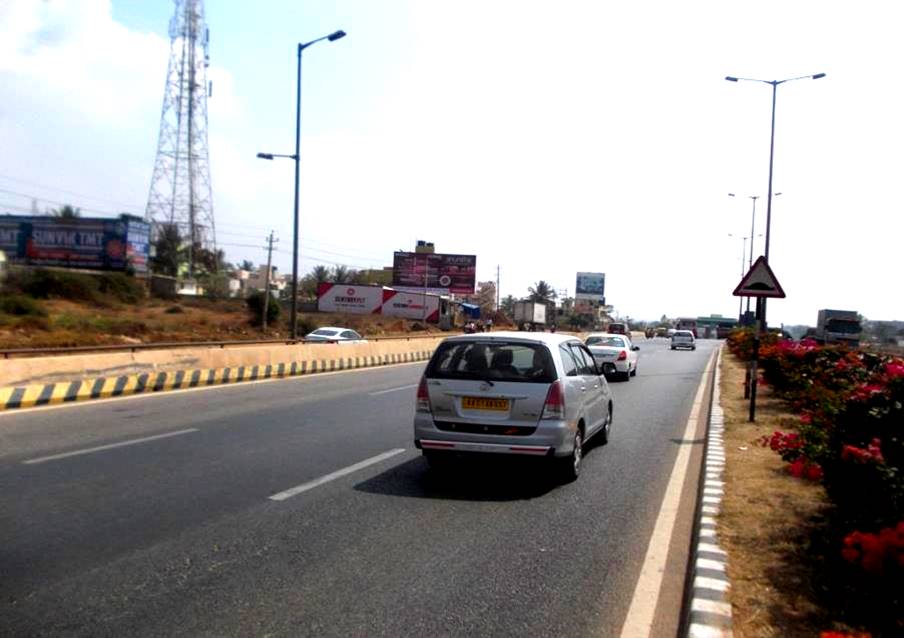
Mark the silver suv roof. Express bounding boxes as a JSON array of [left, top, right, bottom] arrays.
[[440, 331, 581, 347]]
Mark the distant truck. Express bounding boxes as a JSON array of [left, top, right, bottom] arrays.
[[514, 301, 547, 331], [809, 309, 862, 346]]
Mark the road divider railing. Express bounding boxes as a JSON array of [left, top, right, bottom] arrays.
[[0, 338, 445, 412]]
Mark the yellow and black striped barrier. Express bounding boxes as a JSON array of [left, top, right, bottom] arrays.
[[0, 350, 433, 412]]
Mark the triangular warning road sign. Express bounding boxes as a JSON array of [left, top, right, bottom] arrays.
[[733, 256, 786, 298]]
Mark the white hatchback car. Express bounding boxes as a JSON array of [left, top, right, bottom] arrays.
[[670, 330, 696, 350], [413, 332, 613, 482], [584, 333, 639, 381]]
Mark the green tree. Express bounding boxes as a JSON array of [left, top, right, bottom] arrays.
[[51, 204, 81, 219], [246, 290, 280, 326], [151, 223, 185, 277], [299, 264, 333, 298], [192, 244, 226, 275], [331, 265, 351, 283], [528, 280, 557, 303], [500, 294, 516, 316], [475, 281, 497, 318], [239, 260, 254, 272], [312, 265, 331, 284]]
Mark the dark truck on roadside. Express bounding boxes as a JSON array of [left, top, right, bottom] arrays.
[[805, 309, 862, 347]]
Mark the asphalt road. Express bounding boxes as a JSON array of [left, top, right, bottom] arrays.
[[0, 337, 719, 637]]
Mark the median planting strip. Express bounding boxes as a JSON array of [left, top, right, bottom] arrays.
[[0, 350, 435, 412]]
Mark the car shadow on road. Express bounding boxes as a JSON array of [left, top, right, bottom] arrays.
[[353, 454, 564, 502]]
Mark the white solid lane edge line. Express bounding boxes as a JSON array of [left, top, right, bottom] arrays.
[[268, 448, 407, 502], [23, 428, 200, 465], [368, 384, 419, 396], [619, 348, 717, 638]]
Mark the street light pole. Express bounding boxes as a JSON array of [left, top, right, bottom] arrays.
[[257, 29, 346, 340], [726, 73, 824, 261], [728, 233, 746, 321], [728, 191, 781, 314], [726, 72, 825, 421], [423, 252, 429, 324]]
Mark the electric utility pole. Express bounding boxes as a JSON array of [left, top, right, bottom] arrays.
[[496, 264, 500, 311], [262, 231, 278, 330]]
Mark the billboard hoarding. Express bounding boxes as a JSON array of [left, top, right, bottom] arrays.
[[382, 289, 440, 322], [575, 272, 605, 302], [316, 283, 443, 322], [316, 283, 384, 314], [392, 252, 476, 295], [0, 215, 151, 274]]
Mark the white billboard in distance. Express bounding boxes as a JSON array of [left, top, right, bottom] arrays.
[[382, 289, 440, 322], [575, 272, 605, 302], [316, 283, 384, 314]]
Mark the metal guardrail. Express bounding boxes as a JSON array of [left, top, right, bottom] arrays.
[[0, 334, 446, 360]]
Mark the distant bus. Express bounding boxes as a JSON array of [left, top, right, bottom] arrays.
[[676, 318, 698, 337]]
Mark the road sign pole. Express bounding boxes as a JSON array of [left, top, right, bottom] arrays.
[[749, 298, 763, 422]]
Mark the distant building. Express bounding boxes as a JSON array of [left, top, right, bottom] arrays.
[[227, 265, 285, 298]]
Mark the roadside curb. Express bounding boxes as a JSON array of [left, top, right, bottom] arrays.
[[686, 347, 733, 637], [0, 350, 434, 412]]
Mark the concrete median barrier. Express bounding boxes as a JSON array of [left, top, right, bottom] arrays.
[[0, 337, 446, 412]]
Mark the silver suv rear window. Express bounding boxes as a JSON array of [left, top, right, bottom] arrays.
[[426, 341, 556, 383]]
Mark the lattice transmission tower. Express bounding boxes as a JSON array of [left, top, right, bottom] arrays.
[[146, 0, 216, 277]]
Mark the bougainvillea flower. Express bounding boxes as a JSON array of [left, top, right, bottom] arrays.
[[806, 464, 824, 481], [849, 383, 886, 402], [885, 361, 904, 379]]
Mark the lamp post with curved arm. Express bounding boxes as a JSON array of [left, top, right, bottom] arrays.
[[726, 72, 824, 420], [257, 30, 347, 339]]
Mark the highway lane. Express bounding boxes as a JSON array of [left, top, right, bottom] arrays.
[[0, 338, 718, 636]]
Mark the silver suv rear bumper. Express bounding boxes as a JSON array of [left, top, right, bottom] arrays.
[[417, 439, 552, 456]]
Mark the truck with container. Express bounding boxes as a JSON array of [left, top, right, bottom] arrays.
[[808, 309, 862, 347], [513, 301, 547, 331]]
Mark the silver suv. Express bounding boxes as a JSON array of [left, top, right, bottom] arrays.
[[413, 332, 613, 482], [670, 330, 696, 350]]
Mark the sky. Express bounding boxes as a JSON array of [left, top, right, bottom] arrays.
[[1, 0, 902, 326]]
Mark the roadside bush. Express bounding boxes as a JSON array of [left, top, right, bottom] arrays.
[[12, 268, 102, 303], [6, 268, 145, 305], [294, 315, 318, 336], [246, 291, 280, 327], [0, 294, 47, 317], [96, 272, 146, 303], [17, 315, 51, 331], [750, 340, 904, 603], [726, 327, 779, 360], [200, 274, 232, 301]]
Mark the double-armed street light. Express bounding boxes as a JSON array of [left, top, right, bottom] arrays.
[[728, 232, 761, 319], [257, 29, 347, 339], [726, 72, 825, 420], [725, 73, 824, 261], [728, 192, 782, 269]]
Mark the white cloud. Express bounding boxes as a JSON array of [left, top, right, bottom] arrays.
[[2, 0, 903, 326]]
